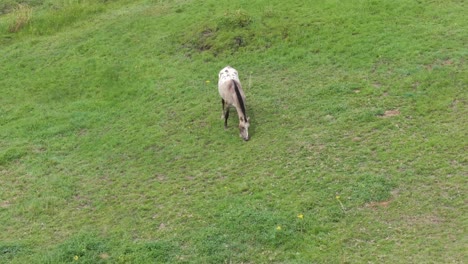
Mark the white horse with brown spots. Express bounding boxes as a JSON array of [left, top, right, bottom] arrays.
[[218, 66, 250, 141]]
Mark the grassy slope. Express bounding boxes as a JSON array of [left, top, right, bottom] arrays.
[[1, 0, 466, 263]]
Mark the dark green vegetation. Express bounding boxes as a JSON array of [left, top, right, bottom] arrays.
[[1, 0, 466, 263]]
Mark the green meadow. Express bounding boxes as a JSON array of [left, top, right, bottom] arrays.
[[0, 0, 466, 263]]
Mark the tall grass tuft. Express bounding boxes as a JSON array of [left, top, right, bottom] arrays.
[[8, 4, 32, 33]]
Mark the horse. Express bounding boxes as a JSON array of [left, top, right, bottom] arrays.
[[218, 66, 250, 141]]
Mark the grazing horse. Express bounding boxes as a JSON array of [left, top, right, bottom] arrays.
[[218, 66, 250, 141]]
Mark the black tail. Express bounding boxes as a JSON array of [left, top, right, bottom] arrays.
[[232, 80, 247, 121]]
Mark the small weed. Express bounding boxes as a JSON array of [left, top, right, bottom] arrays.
[[335, 196, 346, 213], [297, 213, 305, 233]]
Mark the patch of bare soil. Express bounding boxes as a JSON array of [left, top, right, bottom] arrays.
[[425, 59, 454, 70], [0, 200, 11, 208], [381, 109, 400, 118], [366, 200, 391, 209]]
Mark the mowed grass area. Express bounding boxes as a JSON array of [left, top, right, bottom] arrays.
[[1, 0, 466, 262]]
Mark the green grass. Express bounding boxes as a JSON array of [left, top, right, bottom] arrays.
[[1, 0, 467, 263]]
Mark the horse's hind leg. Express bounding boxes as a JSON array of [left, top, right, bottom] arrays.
[[221, 99, 229, 128], [224, 108, 229, 129]]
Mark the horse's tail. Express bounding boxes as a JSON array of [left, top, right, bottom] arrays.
[[232, 80, 247, 122]]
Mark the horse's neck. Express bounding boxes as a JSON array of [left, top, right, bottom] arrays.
[[233, 95, 247, 122]]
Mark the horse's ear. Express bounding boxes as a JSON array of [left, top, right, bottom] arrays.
[[247, 117, 250, 122]]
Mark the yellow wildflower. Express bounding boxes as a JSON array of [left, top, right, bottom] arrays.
[[74, 255, 79, 261], [276, 225, 282, 230], [297, 214, 304, 219]]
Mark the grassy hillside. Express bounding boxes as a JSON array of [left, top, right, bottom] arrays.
[[1, 0, 466, 263]]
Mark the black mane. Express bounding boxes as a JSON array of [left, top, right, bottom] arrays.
[[232, 80, 247, 121]]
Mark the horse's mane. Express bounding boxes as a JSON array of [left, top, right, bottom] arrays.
[[232, 80, 247, 122]]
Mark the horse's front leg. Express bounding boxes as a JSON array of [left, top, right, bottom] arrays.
[[221, 99, 225, 120]]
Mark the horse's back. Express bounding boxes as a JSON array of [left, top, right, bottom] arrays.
[[218, 79, 236, 103], [218, 66, 240, 86], [219, 66, 244, 95]]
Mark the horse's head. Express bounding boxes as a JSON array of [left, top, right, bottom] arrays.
[[239, 116, 250, 141]]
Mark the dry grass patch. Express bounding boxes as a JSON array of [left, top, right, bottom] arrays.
[[8, 4, 32, 33]]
